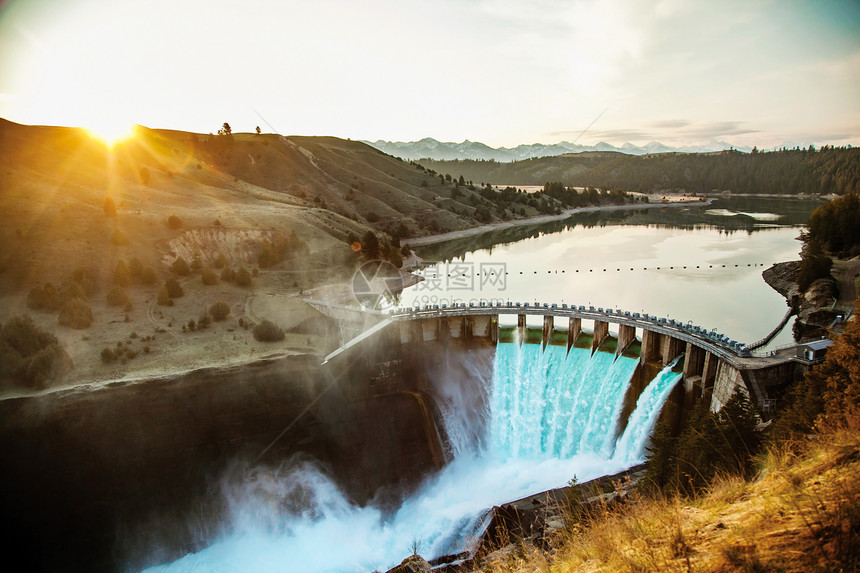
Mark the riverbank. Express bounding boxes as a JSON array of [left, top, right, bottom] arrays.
[[407, 198, 713, 247]]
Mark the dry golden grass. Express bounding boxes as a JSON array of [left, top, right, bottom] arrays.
[[485, 431, 860, 573]]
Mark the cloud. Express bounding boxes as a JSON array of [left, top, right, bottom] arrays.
[[649, 120, 690, 129], [680, 122, 758, 138], [585, 128, 657, 141]]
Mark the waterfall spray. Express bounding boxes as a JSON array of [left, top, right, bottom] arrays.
[[144, 342, 684, 573]]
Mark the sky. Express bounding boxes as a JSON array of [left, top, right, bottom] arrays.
[[0, 0, 858, 149]]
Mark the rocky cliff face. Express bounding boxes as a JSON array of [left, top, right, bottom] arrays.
[[762, 261, 840, 340]]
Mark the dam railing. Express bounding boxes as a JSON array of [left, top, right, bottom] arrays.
[[384, 301, 751, 364]]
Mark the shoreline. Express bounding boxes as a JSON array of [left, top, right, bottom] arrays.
[[407, 198, 713, 247]]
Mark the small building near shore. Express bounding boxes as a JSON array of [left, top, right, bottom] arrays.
[[794, 339, 833, 363]]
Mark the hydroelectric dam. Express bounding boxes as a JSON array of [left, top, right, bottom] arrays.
[[0, 301, 810, 573]]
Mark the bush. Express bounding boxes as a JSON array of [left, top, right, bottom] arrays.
[[201, 267, 218, 285], [0, 315, 71, 390], [214, 253, 228, 269], [103, 197, 116, 216], [101, 347, 117, 363], [197, 314, 211, 329], [110, 229, 128, 246], [157, 286, 172, 306], [129, 257, 143, 279], [165, 277, 184, 298], [140, 266, 158, 285], [235, 266, 252, 287], [106, 286, 129, 307], [253, 319, 284, 342], [71, 267, 97, 297], [114, 260, 131, 286], [58, 298, 93, 329], [209, 301, 231, 321], [27, 283, 60, 311], [167, 215, 183, 229], [170, 257, 191, 276]]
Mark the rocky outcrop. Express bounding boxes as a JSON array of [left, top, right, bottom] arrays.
[[386, 555, 432, 573], [763, 262, 840, 340], [762, 261, 801, 300]]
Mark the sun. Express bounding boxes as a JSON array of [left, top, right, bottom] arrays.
[[85, 121, 137, 148]]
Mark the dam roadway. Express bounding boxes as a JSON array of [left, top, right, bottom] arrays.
[[384, 301, 787, 368], [324, 300, 805, 416]]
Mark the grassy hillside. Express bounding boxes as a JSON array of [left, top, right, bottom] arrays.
[[0, 119, 502, 391]]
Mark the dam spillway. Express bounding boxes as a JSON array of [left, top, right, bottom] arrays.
[[146, 335, 684, 573]]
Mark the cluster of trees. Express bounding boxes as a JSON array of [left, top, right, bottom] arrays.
[[771, 297, 860, 439], [258, 230, 307, 268], [806, 193, 860, 257], [579, 146, 860, 195], [797, 192, 860, 290], [646, 293, 860, 496], [423, 146, 860, 195], [0, 315, 72, 390], [542, 182, 633, 207], [27, 267, 97, 329], [645, 389, 761, 494]]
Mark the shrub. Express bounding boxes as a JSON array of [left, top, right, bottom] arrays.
[[71, 267, 97, 297], [140, 266, 158, 285], [197, 314, 211, 329], [27, 283, 60, 311], [165, 277, 184, 298], [110, 229, 127, 246], [103, 197, 116, 216], [58, 298, 93, 329], [129, 257, 143, 279], [253, 320, 284, 342], [187, 319, 196, 331], [209, 301, 231, 321], [201, 267, 218, 285], [0, 315, 71, 389], [170, 257, 191, 276], [214, 253, 228, 269], [157, 286, 172, 306], [221, 267, 235, 282], [101, 347, 117, 363], [106, 286, 129, 307], [59, 282, 87, 304], [114, 260, 132, 286], [235, 266, 252, 287], [167, 215, 183, 229]]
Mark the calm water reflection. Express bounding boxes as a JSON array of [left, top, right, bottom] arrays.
[[405, 197, 823, 348]]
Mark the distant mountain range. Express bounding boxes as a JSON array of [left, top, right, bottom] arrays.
[[363, 138, 753, 162]]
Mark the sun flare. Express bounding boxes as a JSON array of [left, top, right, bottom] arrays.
[[86, 121, 136, 148]]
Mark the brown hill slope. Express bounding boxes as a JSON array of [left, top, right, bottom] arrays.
[[0, 119, 492, 391]]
